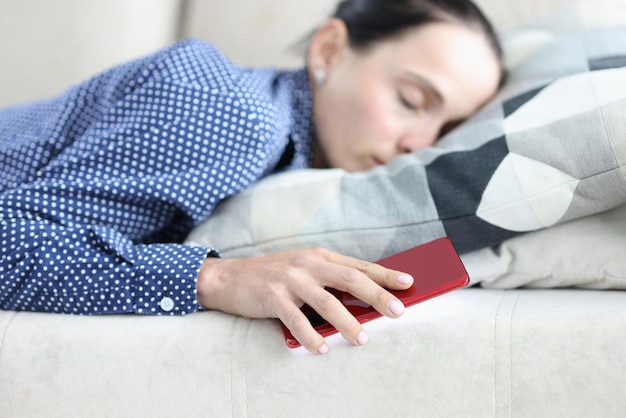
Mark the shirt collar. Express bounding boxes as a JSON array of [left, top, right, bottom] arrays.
[[277, 68, 315, 170]]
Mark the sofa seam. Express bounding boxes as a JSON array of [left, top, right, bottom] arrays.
[[244, 320, 251, 418], [508, 291, 520, 418], [229, 317, 237, 418], [493, 290, 520, 418], [493, 291, 506, 418]]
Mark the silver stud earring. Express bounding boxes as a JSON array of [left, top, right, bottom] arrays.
[[314, 69, 327, 87]]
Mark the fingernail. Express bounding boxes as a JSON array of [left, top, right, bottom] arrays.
[[389, 300, 405, 316], [318, 344, 329, 355], [397, 274, 413, 285], [357, 331, 369, 346]]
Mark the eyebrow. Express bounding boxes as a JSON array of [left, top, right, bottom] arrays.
[[403, 72, 445, 107]]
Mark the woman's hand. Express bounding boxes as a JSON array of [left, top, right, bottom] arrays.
[[196, 248, 414, 354]]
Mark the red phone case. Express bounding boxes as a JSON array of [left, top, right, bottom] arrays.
[[282, 237, 469, 348]]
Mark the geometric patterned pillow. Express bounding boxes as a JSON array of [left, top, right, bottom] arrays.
[[185, 1, 626, 268]]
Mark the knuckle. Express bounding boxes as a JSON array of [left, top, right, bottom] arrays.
[[289, 247, 331, 269], [263, 281, 281, 297], [355, 259, 373, 272], [309, 247, 331, 258], [278, 265, 300, 282], [340, 268, 362, 288], [372, 286, 389, 305], [384, 267, 401, 283], [260, 281, 289, 306], [363, 261, 388, 279], [314, 291, 337, 313], [285, 310, 309, 329], [289, 253, 315, 269]]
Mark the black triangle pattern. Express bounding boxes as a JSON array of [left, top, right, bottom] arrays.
[[589, 55, 626, 71], [426, 136, 520, 253], [503, 85, 547, 117]]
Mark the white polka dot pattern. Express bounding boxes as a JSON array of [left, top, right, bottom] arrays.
[[0, 39, 314, 315]]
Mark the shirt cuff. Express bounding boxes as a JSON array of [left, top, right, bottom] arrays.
[[133, 243, 211, 315]]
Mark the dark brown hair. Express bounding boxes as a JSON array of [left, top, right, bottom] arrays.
[[332, 0, 502, 61]]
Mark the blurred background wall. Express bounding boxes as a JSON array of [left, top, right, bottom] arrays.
[[0, 0, 575, 108]]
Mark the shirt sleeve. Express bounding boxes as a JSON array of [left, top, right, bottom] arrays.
[[1, 220, 209, 315], [0, 40, 272, 315]]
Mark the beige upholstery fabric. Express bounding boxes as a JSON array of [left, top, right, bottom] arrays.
[[2, 289, 625, 417], [0, 0, 180, 108]]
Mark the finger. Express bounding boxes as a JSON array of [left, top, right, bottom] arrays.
[[274, 295, 328, 354], [324, 251, 414, 290], [312, 260, 407, 320], [298, 286, 367, 346]]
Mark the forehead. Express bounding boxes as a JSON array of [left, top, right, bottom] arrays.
[[371, 22, 501, 117]]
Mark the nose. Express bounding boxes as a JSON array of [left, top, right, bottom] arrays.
[[396, 124, 441, 154]]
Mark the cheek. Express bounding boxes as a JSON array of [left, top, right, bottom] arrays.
[[322, 91, 372, 148], [344, 86, 399, 140], [315, 79, 401, 168], [358, 92, 402, 143]]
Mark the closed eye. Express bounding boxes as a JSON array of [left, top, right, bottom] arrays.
[[399, 92, 420, 111]]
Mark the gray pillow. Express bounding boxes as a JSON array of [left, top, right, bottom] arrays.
[[185, 1, 626, 288]]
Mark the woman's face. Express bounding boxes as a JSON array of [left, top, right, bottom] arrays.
[[309, 20, 502, 172]]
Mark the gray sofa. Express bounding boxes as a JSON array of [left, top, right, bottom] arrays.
[[2, 1, 625, 417]]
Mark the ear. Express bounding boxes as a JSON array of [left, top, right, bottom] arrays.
[[307, 18, 350, 78]]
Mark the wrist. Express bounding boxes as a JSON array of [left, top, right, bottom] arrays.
[[197, 256, 227, 312]]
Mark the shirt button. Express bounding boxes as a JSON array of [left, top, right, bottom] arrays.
[[160, 297, 174, 312]]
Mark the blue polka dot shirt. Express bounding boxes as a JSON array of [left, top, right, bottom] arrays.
[[0, 39, 315, 315]]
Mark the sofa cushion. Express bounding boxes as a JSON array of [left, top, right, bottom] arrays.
[[2, 288, 626, 416]]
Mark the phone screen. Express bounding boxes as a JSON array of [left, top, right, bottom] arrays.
[[282, 237, 469, 348]]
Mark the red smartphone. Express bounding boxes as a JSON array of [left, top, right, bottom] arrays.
[[282, 237, 469, 348]]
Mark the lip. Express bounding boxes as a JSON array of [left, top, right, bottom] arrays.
[[371, 157, 385, 167]]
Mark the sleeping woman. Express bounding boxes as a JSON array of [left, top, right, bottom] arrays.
[[0, 0, 503, 353]]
